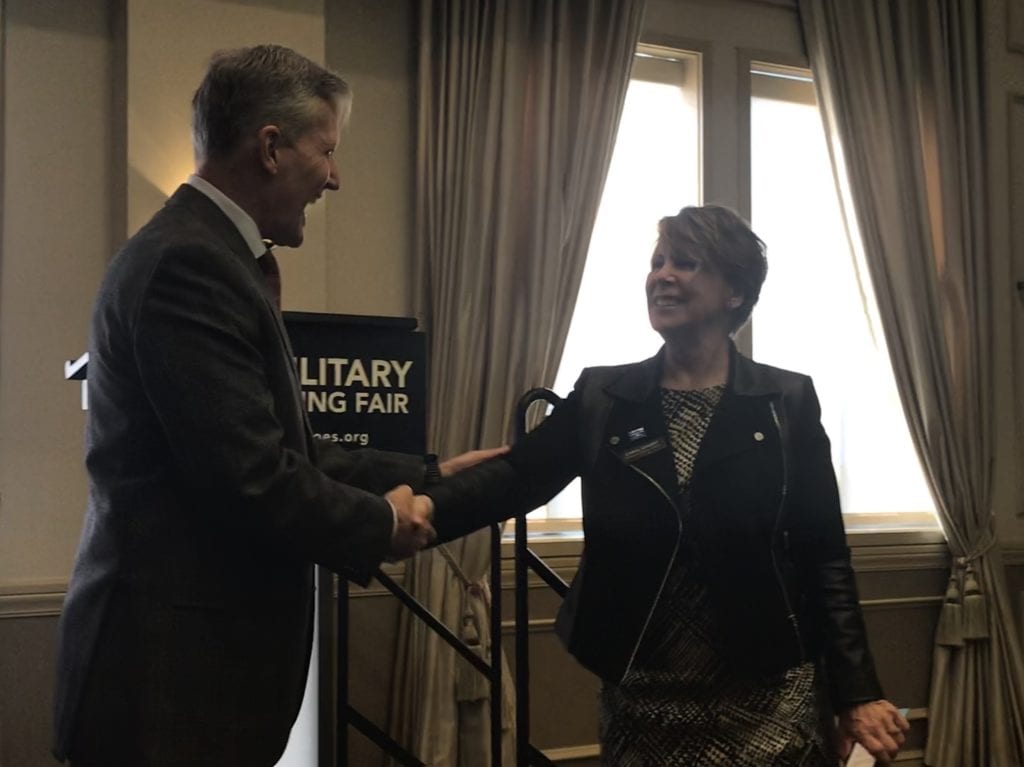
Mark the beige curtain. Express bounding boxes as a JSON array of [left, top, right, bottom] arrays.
[[388, 1, 645, 765], [799, 1, 1024, 765]]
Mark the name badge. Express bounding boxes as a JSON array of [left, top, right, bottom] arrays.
[[619, 436, 669, 463]]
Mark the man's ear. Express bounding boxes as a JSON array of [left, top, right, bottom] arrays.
[[257, 125, 283, 174]]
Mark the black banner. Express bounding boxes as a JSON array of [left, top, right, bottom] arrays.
[[283, 311, 427, 455]]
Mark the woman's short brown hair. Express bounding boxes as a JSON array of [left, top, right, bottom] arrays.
[[657, 205, 768, 332]]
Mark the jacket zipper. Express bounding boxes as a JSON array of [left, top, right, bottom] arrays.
[[769, 400, 806, 661], [620, 462, 683, 679]]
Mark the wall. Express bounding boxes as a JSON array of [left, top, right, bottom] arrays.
[[324, 0, 416, 317], [0, 0, 112, 596], [1, 0, 1021, 766], [126, 0, 332, 311], [0, 4, 114, 761]]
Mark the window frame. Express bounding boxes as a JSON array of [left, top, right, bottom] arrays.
[[509, 42, 942, 540]]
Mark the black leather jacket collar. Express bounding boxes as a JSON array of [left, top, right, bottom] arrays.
[[603, 342, 784, 403]]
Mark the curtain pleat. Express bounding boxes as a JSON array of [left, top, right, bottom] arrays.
[[799, 2, 1024, 765], [388, 2, 645, 764]]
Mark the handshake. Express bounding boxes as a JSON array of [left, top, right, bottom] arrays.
[[384, 485, 436, 560], [384, 446, 508, 560]]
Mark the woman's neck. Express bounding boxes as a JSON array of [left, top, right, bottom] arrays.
[[660, 333, 731, 390]]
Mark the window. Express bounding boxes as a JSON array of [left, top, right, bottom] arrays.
[[750, 64, 936, 528], [522, 51, 937, 532], [543, 46, 701, 522], [551, 47, 701, 396]]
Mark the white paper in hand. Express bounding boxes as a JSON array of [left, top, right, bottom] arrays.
[[843, 743, 876, 767]]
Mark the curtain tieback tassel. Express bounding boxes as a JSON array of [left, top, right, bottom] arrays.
[[961, 563, 989, 641], [936, 568, 964, 647], [455, 584, 490, 702], [436, 545, 494, 701]]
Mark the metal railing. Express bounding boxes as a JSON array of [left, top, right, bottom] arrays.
[[334, 388, 570, 766], [330, 550, 504, 766], [511, 390, 570, 766]]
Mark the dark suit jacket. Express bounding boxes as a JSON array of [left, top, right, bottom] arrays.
[[53, 185, 423, 766], [427, 347, 883, 709]]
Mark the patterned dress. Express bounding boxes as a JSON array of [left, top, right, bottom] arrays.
[[598, 386, 832, 766]]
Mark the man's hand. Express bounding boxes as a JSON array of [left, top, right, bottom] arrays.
[[385, 485, 436, 560], [439, 446, 509, 477], [837, 699, 909, 765]]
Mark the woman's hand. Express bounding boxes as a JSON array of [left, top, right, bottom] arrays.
[[439, 446, 509, 476], [836, 699, 909, 765]]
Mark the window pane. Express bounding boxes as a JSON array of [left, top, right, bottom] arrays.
[[750, 66, 936, 519], [544, 48, 701, 520]]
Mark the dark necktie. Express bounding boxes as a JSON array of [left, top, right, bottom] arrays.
[[258, 249, 282, 309]]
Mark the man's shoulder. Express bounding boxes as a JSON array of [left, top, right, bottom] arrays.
[[113, 190, 238, 271], [125, 188, 218, 248], [98, 196, 249, 316]]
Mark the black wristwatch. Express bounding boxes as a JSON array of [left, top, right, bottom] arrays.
[[423, 453, 442, 485]]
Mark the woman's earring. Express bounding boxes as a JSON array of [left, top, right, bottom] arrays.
[[728, 297, 741, 308]]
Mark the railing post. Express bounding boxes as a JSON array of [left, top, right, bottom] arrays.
[[337, 573, 349, 766], [515, 510, 530, 766], [511, 388, 568, 766], [490, 523, 504, 765]]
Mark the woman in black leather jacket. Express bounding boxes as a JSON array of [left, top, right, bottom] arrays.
[[422, 205, 909, 765]]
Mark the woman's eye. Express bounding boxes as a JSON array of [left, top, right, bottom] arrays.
[[675, 258, 700, 271]]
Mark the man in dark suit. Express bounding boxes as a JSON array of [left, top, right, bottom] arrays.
[[53, 44, 489, 766]]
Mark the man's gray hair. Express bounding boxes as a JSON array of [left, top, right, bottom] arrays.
[[191, 44, 351, 162]]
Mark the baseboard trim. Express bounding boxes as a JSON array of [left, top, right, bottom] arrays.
[[1004, 544, 1024, 566], [0, 590, 64, 618], [542, 743, 600, 762], [500, 617, 555, 634], [538, 743, 926, 763], [0, 585, 953, 619], [895, 747, 924, 763], [6, 541, 1021, 619], [860, 595, 944, 610]]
